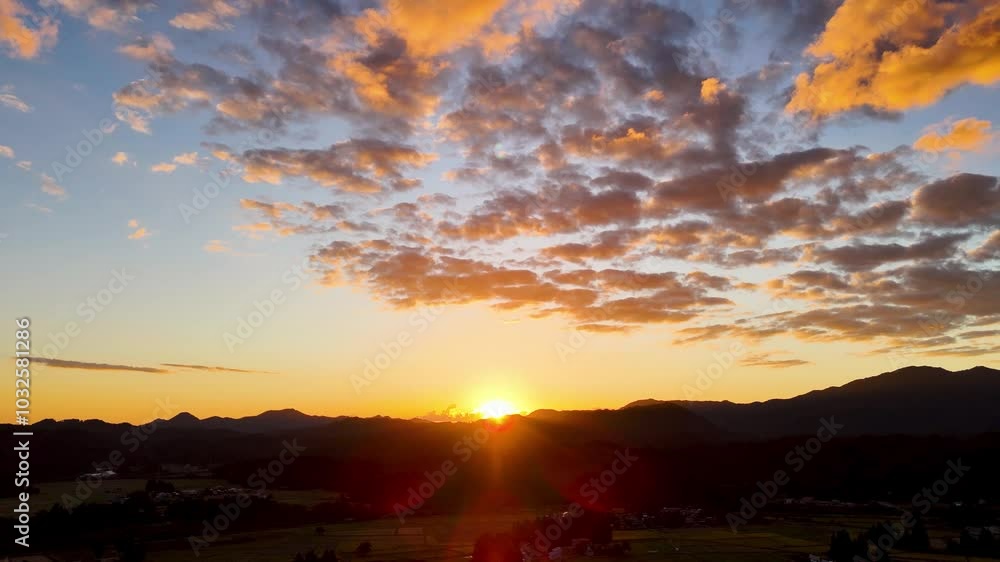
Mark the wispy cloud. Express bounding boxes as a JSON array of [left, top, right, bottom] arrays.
[[29, 357, 272, 374], [40, 173, 67, 199], [30, 358, 170, 373], [741, 353, 811, 369], [25, 202, 52, 213], [0, 85, 33, 112], [161, 363, 275, 374], [151, 152, 200, 173]]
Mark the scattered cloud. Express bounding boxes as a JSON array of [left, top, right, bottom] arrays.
[[914, 118, 994, 153], [127, 219, 151, 240], [151, 162, 177, 173], [151, 152, 200, 173], [44, 0, 153, 32], [111, 151, 131, 165], [172, 151, 199, 165], [202, 239, 261, 256], [0, 144, 12, 158], [700, 77, 727, 104], [741, 352, 811, 369], [169, 0, 242, 31], [204, 239, 231, 253], [118, 33, 173, 61], [16, 0, 993, 363], [40, 173, 66, 199], [0, 85, 33, 112], [25, 202, 51, 213], [0, 0, 58, 59], [235, 140, 435, 192], [788, 0, 1000, 116]]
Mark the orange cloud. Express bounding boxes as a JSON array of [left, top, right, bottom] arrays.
[[40, 173, 66, 199], [46, 0, 151, 31], [236, 139, 435, 192], [700, 77, 726, 104], [357, 0, 508, 57], [127, 219, 151, 240], [118, 33, 174, 62], [0, 0, 58, 59], [151, 162, 177, 173], [169, 0, 241, 31], [788, 0, 1000, 116], [914, 118, 993, 153], [173, 151, 199, 165], [204, 239, 231, 253]]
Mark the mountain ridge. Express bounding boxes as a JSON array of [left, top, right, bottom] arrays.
[[26, 365, 1000, 437]]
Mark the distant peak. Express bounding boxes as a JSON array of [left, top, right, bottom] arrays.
[[621, 398, 667, 409], [169, 412, 200, 422], [257, 408, 307, 418]]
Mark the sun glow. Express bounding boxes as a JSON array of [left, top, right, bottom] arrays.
[[476, 399, 518, 420]]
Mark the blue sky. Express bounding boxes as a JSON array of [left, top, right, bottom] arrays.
[[2, 0, 999, 423]]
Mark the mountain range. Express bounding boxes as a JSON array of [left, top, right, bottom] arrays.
[[6, 365, 1000, 508], [31, 365, 1000, 439]]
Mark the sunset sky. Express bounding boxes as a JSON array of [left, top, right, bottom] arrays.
[[2, 0, 998, 424]]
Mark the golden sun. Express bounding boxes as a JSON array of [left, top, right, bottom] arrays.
[[476, 399, 518, 420]]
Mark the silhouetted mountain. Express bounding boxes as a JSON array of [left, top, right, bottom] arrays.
[[625, 365, 1000, 437], [10, 366, 1000, 487], [164, 412, 201, 428], [523, 402, 725, 446], [159, 408, 338, 434]]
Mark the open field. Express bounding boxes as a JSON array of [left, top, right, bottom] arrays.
[[1, 478, 343, 514], [0, 478, 229, 514], [140, 512, 996, 562], [15, 483, 994, 561]]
